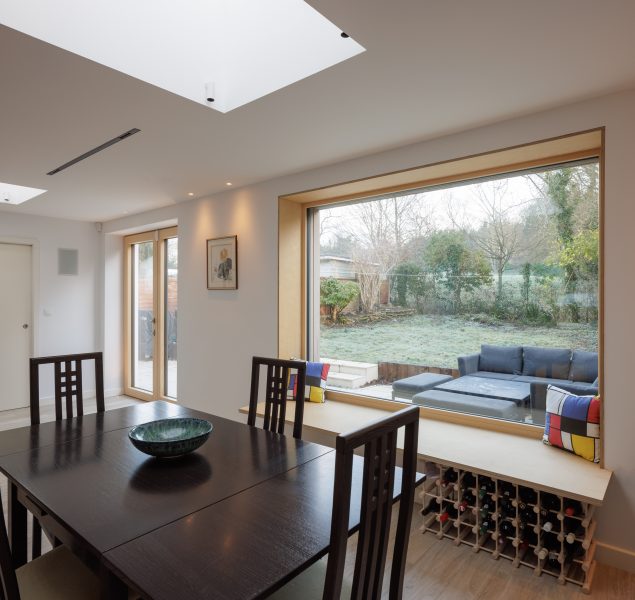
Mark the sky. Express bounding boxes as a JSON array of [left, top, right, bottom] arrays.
[[320, 169, 542, 245]]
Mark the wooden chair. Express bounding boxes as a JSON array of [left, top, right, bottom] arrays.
[[270, 405, 420, 600], [29, 352, 105, 426], [0, 491, 100, 600], [28, 352, 105, 559], [247, 357, 306, 439]]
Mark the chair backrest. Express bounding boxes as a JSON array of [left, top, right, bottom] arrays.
[[324, 406, 419, 600], [0, 491, 21, 600], [247, 357, 306, 439], [29, 352, 105, 425]]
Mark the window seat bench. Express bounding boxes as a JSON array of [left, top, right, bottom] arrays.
[[239, 399, 612, 506]]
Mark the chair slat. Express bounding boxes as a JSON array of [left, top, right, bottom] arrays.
[[75, 361, 84, 417], [53, 362, 63, 422], [247, 357, 307, 440]]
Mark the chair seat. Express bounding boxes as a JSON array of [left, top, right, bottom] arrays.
[[16, 546, 100, 600], [268, 557, 352, 600]]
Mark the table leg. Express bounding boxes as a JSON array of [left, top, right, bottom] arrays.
[[8, 482, 27, 568], [99, 563, 128, 600]]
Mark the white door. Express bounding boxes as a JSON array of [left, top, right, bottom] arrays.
[[0, 243, 32, 411]]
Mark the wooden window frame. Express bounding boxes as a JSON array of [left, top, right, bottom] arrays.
[[124, 226, 178, 402], [278, 128, 604, 445]]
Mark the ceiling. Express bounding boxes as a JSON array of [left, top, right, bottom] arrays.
[[1, 0, 635, 223]]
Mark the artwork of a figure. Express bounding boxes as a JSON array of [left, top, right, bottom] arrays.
[[216, 248, 233, 280], [207, 236, 238, 289]]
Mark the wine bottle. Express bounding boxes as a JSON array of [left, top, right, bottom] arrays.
[[563, 540, 585, 561], [499, 481, 516, 499], [542, 518, 557, 533], [541, 492, 560, 512], [459, 491, 476, 511], [537, 532, 560, 560], [499, 498, 515, 518], [462, 472, 476, 488], [479, 519, 495, 535], [519, 529, 538, 547], [499, 520, 515, 538], [519, 508, 536, 525], [518, 486, 537, 506], [439, 504, 458, 523], [480, 494, 494, 512], [562, 517, 585, 543], [547, 551, 561, 570], [422, 498, 441, 516], [442, 468, 458, 485], [563, 499, 583, 517], [478, 476, 495, 498]]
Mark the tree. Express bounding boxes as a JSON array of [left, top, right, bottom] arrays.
[[450, 180, 533, 299], [343, 194, 434, 312], [423, 231, 492, 312], [320, 278, 359, 322], [391, 262, 431, 310], [526, 164, 600, 322]]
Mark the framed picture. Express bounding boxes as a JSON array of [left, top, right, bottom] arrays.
[[207, 235, 238, 290]]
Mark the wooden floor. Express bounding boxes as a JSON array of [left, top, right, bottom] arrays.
[[384, 514, 635, 599], [0, 396, 633, 598]]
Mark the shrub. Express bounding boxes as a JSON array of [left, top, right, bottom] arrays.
[[320, 278, 359, 322]]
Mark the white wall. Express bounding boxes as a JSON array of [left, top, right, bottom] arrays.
[[0, 211, 100, 399], [103, 87, 635, 567]]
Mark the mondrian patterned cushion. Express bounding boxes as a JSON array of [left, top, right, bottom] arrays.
[[543, 385, 600, 463], [287, 361, 331, 403]]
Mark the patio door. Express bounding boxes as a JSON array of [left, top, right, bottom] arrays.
[[124, 227, 178, 401]]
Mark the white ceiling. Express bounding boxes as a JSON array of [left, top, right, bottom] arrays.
[[0, 0, 365, 113], [1, 0, 635, 223]]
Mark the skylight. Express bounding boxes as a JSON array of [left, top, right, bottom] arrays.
[[0, 0, 365, 113], [0, 182, 47, 205]]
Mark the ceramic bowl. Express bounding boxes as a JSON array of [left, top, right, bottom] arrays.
[[128, 417, 213, 458]]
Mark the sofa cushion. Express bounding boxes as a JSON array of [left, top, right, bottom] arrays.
[[412, 389, 519, 420], [392, 373, 453, 395], [522, 346, 571, 379], [543, 385, 600, 463], [287, 361, 330, 403], [513, 375, 572, 387], [479, 345, 522, 375], [569, 350, 599, 383], [470, 371, 518, 381]]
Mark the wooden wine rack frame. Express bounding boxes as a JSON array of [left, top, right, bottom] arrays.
[[420, 462, 598, 593]]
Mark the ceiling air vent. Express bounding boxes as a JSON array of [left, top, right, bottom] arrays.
[[47, 128, 141, 176]]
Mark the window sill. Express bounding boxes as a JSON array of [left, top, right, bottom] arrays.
[[240, 398, 612, 506]]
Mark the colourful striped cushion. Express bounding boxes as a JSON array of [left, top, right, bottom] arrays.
[[287, 361, 331, 403], [542, 385, 600, 463]]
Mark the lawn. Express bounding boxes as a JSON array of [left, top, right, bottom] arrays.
[[320, 314, 597, 368]]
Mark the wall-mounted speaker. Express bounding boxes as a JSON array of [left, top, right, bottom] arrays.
[[58, 248, 79, 276]]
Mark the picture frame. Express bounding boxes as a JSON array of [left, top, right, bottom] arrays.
[[206, 235, 238, 290]]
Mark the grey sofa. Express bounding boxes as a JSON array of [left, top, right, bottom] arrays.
[[458, 344, 598, 423]]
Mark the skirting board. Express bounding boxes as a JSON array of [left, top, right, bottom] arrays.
[[596, 542, 635, 575]]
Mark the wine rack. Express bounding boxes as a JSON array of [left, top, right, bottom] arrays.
[[419, 463, 598, 593]]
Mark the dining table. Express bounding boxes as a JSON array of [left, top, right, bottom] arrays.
[[0, 400, 423, 599]]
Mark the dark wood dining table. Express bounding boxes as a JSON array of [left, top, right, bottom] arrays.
[[0, 401, 423, 600]]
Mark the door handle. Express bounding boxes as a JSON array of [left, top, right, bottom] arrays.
[[22, 324, 29, 329]]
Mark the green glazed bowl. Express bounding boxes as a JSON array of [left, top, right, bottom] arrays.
[[128, 418, 213, 458]]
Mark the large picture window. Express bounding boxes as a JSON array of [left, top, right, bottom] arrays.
[[309, 159, 600, 427]]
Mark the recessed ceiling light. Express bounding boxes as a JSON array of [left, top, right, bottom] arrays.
[[188, 192, 195, 196], [225, 182, 233, 186], [0, 1, 365, 113], [0, 181, 47, 205]]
